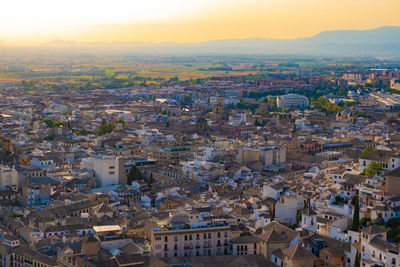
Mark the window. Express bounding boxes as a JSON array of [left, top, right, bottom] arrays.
[[165, 236, 168, 242], [217, 232, 221, 238]]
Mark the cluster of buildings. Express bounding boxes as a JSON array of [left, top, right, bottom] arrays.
[[0, 66, 399, 267]]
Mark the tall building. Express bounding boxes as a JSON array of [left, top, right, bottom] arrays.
[[0, 166, 18, 189], [0, 135, 13, 164], [211, 96, 225, 120], [82, 155, 125, 187], [259, 146, 286, 167], [237, 148, 260, 163], [277, 94, 309, 109]]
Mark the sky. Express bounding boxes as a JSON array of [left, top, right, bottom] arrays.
[[1, 0, 399, 43]]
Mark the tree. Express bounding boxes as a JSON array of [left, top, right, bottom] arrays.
[[363, 162, 383, 176], [127, 165, 143, 185], [360, 147, 374, 158], [296, 209, 304, 224], [147, 173, 154, 188], [360, 217, 372, 228], [75, 128, 87, 136], [115, 118, 126, 126], [311, 96, 342, 114], [97, 119, 114, 136], [352, 196, 360, 232], [354, 251, 361, 267], [181, 95, 193, 106]]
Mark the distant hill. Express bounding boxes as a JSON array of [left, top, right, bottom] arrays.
[[307, 26, 400, 44], [1, 26, 400, 57]]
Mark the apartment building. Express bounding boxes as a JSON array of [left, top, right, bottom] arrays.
[[277, 94, 309, 109], [259, 146, 286, 167], [81, 155, 125, 187], [146, 143, 198, 166], [151, 219, 231, 258]]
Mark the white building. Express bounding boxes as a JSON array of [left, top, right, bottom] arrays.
[[82, 155, 124, 187], [359, 150, 400, 174], [228, 113, 246, 126], [275, 193, 304, 225], [350, 225, 400, 267], [0, 166, 18, 189], [301, 208, 317, 233], [259, 146, 286, 167], [277, 94, 309, 109], [262, 182, 286, 200]]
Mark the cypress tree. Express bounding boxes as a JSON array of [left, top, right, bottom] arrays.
[[354, 251, 360, 267], [352, 196, 360, 232]]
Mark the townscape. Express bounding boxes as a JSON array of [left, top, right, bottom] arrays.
[[0, 55, 399, 267]]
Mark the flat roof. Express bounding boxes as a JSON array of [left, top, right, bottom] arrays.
[[93, 225, 122, 232]]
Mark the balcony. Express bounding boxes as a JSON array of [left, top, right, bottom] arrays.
[[184, 245, 193, 250]]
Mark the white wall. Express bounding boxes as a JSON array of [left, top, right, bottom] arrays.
[[82, 156, 123, 187], [0, 167, 18, 188]]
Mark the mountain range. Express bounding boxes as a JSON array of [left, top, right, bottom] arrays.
[[1, 26, 400, 57]]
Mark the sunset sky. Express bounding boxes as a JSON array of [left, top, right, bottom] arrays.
[[1, 0, 400, 43]]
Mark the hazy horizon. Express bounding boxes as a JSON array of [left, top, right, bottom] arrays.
[[1, 0, 400, 44]]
